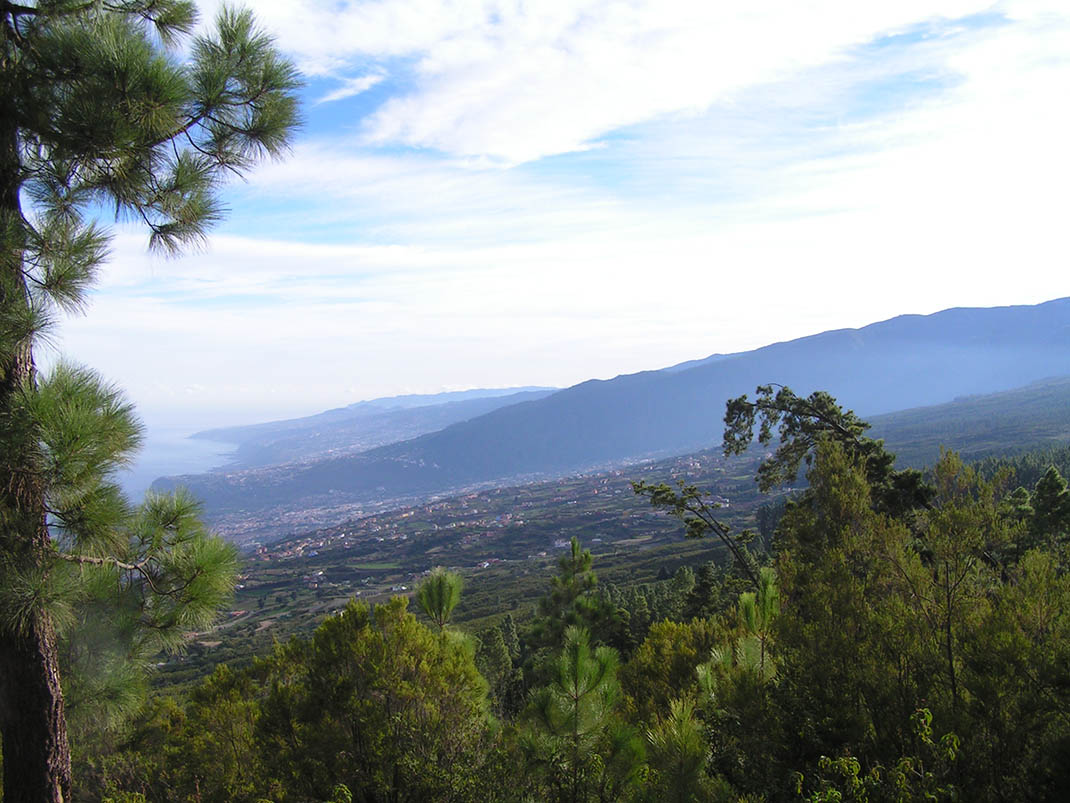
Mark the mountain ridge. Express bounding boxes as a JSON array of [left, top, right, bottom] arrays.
[[189, 387, 558, 468], [155, 297, 1070, 537]]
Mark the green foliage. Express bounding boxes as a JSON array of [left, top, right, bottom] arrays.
[[701, 566, 779, 688], [60, 487, 238, 761], [765, 437, 1070, 800], [625, 588, 651, 648], [76, 695, 188, 802], [27, 362, 142, 549], [64, 389, 1070, 802], [756, 496, 788, 544], [501, 613, 522, 660], [723, 384, 933, 518], [180, 664, 262, 802], [520, 626, 644, 802], [770, 441, 935, 784], [795, 709, 959, 803], [918, 452, 1014, 710], [1029, 465, 1070, 547], [477, 623, 520, 715], [683, 560, 741, 620], [257, 596, 495, 802], [621, 618, 722, 725], [642, 698, 719, 803], [632, 478, 761, 588], [530, 537, 622, 651], [601, 566, 701, 655], [691, 567, 783, 796], [0, 361, 143, 638], [953, 547, 1070, 798], [8, 3, 299, 260], [1, 1, 300, 797], [724, 385, 871, 489], [326, 784, 353, 803], [416, 565, 464, 631], [975, 443, 1070, 491], [82, 596, 503, 802]]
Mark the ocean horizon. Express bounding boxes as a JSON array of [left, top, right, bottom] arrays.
[[118, 426, 236, 501]]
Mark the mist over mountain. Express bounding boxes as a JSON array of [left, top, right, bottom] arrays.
[[868, 375, 1070, 468], [661, 352, 739, 373], [190, 387, 556, 467], [156, 298, 1070, 532]]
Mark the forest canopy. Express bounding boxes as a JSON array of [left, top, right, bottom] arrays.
[[66, 387, 1070, 802]]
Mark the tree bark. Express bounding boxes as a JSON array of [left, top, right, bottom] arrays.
[[0, 618, 72, 803], [0, 51, 73, 801]]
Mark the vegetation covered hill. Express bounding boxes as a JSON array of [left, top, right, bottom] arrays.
[[158, 378, 1070, 685], [158, 299, 1070, 543], [82, 388, 1070, 803], [870, 375, 1070, 466], [155, 448, 770, 686], [191, 386, 556, 467]]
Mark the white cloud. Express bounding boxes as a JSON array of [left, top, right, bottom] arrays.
[[49, 1, 1070, 425], [196, 0, 998, 162], [316, 71, 386, 104]]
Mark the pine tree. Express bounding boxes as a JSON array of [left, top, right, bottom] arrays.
[[626, 588, 652, 648], [521, 626, 644, 802], [500, 613, 521, 661], [530, 537, 619, 650], [0, 3, 299, 799], [667, 565, 695, 618], [257, 597, 493, 802], [683, 561, 725, 620], [643, 698, 717, 803], [723, 383, 934, 519], [476, 625, 513, 713], [1030, 466, 1070, 548], [416, 566, 463, 631]]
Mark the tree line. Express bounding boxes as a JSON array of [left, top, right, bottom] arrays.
[[4, 4, 1070, 800], [62, 387, 1070, 802]]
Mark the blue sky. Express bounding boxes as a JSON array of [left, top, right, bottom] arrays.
[[50, 0, 1070, 430]]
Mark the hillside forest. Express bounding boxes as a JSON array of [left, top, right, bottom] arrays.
[[59, 386, 1070, 803], [2, 3, 1068, 802]]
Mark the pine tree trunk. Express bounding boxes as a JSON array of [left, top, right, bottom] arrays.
[[0, 78, 73, 803], [0, 619, 72, 803]]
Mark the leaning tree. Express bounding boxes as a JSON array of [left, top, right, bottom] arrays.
[[0, 2, 299, 799]]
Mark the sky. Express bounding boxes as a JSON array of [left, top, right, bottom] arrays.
[[50, 0, 1070, 431]]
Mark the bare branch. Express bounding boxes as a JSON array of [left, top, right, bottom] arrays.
[[56, 552, 145, 573]]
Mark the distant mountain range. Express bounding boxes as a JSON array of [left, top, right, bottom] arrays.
[[156, 298, 1070, 538], [192, 387, 556, 468]]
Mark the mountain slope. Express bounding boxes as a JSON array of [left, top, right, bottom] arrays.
[[191, 387, 556, 467], [159, 298, 1070, 521], [870, 375, 1070, 467]]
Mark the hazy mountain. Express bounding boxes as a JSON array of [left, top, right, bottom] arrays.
[[157, 298, 1070, 526], [869, 375, 1070, 467], [662, 352, 739, 373], [190, 387, 557, 467]]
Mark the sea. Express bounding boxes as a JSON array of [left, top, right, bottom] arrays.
[[118, 426, 236, 501]]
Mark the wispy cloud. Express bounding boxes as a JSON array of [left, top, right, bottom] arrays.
[[316, 71, 386, 104], [51, 1, 1070, 424], [199, 0, 1002, 162]]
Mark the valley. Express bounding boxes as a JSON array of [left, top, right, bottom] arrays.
[[158, 447, 771, 685], [10, 4, 1069, 798], [158, 371, 1070, 688], [154, 299, 1070, 546]]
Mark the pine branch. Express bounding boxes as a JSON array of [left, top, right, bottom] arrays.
[[56, 551, 146, 574]]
